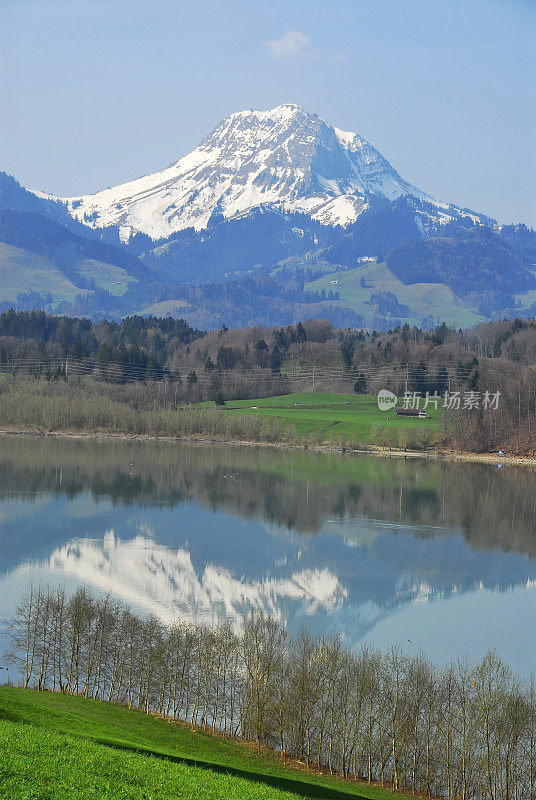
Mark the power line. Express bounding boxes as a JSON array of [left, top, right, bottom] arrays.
[[0, 355, 518, 388]]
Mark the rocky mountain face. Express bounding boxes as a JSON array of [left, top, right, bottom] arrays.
[[37, 104, 435, 240]]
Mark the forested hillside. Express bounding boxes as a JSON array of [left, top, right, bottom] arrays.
[[1, 310, 536, 452], [386, 224, 535, 305]]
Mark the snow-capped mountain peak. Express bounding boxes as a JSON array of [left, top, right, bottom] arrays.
[[36, 104, 429, 240]]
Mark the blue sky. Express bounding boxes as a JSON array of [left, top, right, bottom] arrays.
[[1, 0, 535, 225]]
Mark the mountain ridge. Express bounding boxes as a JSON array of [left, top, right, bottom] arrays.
[[31, 103, 456, 241], [1, 106, 535, 328]]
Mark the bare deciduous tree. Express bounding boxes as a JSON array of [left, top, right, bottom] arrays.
[[4, 585, 534, 799]]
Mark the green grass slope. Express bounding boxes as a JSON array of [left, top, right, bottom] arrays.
[[76, 258, 137, 296], [0, 720, 317, 800], [0, 243, 137, 304], [139, 298, 192, 315], [204, 392, 441, 443], [0, 687, 411, 800], [305, 261, 485, 328], [0, 242, 86, 303]]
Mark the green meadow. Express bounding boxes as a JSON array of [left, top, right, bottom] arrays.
[[203, 392, 442, 443], [0, 686, 412, 800]]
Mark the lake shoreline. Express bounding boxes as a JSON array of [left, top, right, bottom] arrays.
[[0, 425, 534, 468]]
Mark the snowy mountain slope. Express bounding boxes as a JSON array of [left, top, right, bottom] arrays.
[[34, 104, 431, 240]]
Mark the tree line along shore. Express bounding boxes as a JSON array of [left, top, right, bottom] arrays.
[[5, 585, 534, 800], [0, 380, 444, 452], [0, 378, 533, 465], [1, 309, 536, 453]]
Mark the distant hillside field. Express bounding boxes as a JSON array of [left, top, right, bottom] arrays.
[[0, 242, 87, 304], [139, 298, 192, 315], [0, 242, 137, 305], [305, 261, 485, 329], [0, 686, 411, 800]]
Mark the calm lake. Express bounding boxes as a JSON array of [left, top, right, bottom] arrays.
[[1, 435, 535, 675]]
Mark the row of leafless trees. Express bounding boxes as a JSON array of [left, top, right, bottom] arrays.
[[5, 585, 535, 800], [0, 377, 304, 442]]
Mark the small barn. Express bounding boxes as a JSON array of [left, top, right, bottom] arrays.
[[395, 408, 428, 419]]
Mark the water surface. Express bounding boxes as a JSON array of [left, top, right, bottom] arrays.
[[0, 436, 535, 674]]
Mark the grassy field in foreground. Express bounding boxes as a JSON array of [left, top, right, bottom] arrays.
[[203, 392, 442, 443], [0, 686, 411, 800]]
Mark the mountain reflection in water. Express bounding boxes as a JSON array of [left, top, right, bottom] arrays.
[[48, 531, 347, 628], [1, 436, 535, 671]]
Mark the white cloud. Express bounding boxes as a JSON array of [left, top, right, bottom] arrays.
[[267, 30, 312, 59]]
